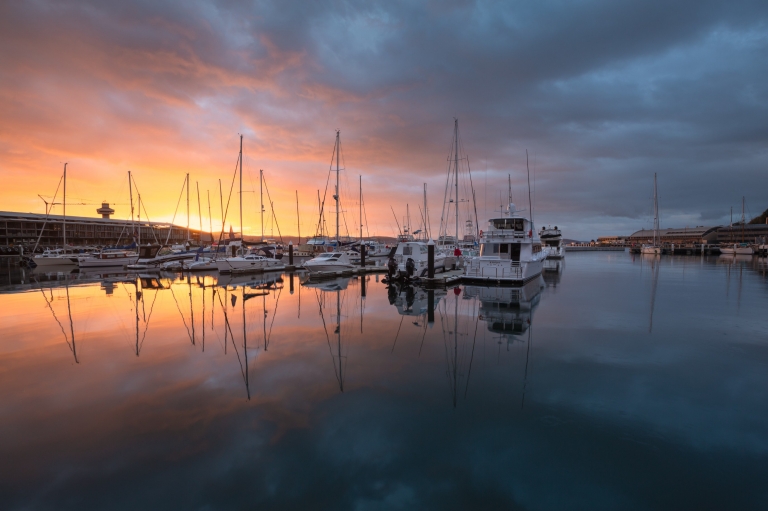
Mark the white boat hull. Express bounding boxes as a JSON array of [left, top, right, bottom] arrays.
[[33, 256, 80, 267], [640, 246, 661, 255], [304, 262, 355, 273], [215, 258, 284, 273], [79, 256, 139, 268], [464, 257, 543, 284]]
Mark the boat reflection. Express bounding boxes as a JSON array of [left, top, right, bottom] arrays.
[[542, 259, 564, 287], [302, 275, 356, 392], [465, 277, 543, 346]]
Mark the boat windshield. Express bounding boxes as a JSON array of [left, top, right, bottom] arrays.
[[491, 218, 525, 231]]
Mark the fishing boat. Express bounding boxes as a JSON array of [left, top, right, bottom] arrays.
[[539, 225, 565, 259], [640, 173, 662, 255], [464, 202, 546, 284], [304, 131, 355, 274]]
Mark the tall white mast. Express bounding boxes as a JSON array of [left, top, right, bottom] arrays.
[[63, 163, 68, 246], [186, 173, 190, 242], [239, 135, 243, 241], [335, 130, 340, 246], [128, 170, 135, 244], [359, 175, 362, 242], [260, 169, 264, 241], [423, 183, 428, 240], [454, 118, 459, 247]]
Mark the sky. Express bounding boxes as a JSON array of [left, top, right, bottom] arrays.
[[1, 0, 767, 241]]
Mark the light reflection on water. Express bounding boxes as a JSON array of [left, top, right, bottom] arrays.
[[1, 253, 767, 510]]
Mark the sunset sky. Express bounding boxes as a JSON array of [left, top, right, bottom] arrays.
[[1, 0, 766, 240]]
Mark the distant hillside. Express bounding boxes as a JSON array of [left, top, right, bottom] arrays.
[[749, 208, 768, 224]]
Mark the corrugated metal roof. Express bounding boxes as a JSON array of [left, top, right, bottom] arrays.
[[0, 210, 181, 228], [629, 226, 720, 238]]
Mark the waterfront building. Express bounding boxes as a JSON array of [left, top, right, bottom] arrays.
[[0, 209, 203, 247], [628, 226, 720, 246]]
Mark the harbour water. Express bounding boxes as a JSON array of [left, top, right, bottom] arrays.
[[1, 252, 768, 510]]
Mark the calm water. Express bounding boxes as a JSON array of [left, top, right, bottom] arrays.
[[1, 253, 768, 510]]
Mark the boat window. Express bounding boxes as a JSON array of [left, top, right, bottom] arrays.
[[500, 244, 509, 253], [491, 218, 525, 231], [403, 246, 412, 255], [480, 243, 500, 256], [332, 254, 342, 259]]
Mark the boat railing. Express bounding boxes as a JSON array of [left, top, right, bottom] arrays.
[[466, 260, 523, 279]]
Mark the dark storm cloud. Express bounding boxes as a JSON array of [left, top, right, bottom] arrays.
[[1, 0, 766, 238]]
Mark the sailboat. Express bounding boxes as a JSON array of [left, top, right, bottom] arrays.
[[436, 118, 479, 258], [304, 131, 355, 274], [720, 197, 754, 256], [33, 164, 84, 268], [640, 173, 662, 255], [215, 136, 284, 273]]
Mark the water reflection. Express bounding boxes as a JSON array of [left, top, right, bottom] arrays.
[[2, 255, 768, 509]]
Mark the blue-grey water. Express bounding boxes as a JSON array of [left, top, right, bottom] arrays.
[[1, 253, 767, 510]]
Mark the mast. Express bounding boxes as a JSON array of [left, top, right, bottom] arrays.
[[652, 173, 659, 246], [741, 196, 745, 242], [317, 190, 322, 238], [239, 135, 243, 242], [423, 183, 428, 240], [454, 118, 459, 246], [196, 181, 202, 245], [260, 169, 264, 242], [137, 193, 141, 246], [526, 150, 534, 233], [186, 173, 190, 242], [335, 130, 340, 247], [63, 163, 68, 246], [296, 190, 301, 245], [207, 190, 213, 246], [128, 170, 135, 245], [359, 175, 362, 242]]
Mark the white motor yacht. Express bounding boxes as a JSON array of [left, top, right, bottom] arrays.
[[539, 226, 565, 259], [303, 252, 354, 273], [215, 253, 284, 273], [464, 203, 546, 284]]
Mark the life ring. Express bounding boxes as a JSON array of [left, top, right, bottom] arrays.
[[479, 230, 483, 237]]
